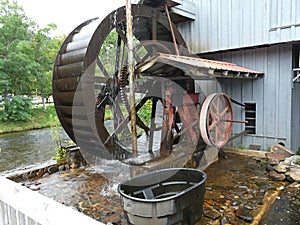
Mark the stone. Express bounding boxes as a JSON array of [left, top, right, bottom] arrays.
[[65, 164, 70, 171], [235, 207, 253, 222], [29, 185, 40, 191], [36, 169, 44, 177], [273, 164, 289, 173], [220, 217, 230, 225], [47, 165, 59, 174], [285, 175, 295, 183], [267, 158, 280, 165], [269, 170, 286, 181], [281, 155, 300, 166], [270, 144, 295, 157], [266, 164, 274, 172], [70, 162, 79, 169], [265, 152, 286, 161], [285, 168, 300, 182], [203, 204, 221, 220], [59, 164, 65, 171]]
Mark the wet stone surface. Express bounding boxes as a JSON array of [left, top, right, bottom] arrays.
[[16, 152, 300, 225], [33, 168, 127, 224], [195, 153, 288, 225]]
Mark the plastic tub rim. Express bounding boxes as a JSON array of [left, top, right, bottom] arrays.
[[118, 168, 207, 203]]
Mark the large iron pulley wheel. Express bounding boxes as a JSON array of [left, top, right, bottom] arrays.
[[199, 93, 233, 148], [52, 4, 188, 160]]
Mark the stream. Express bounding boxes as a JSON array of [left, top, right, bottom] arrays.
[[0, 128, 299, 224], [0, 127, 70, 173]]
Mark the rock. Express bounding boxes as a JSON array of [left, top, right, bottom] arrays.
[[244, 204, 253, 210], [273, 164, 289, 173], [270, 144, 295, 157], [63, 164, 69, 171], [36, 169, 44, 177], [287, 182, 300, 188], [42, 172, 50, 178], [59, 164, 65, 171], [47, 165, 59, 174], [235, 207, 253, 222], [29, 185, 40, 191], [28, 171, 36, 179], [267, 157, 280, 165], [285, 175, 295, 183], [265, 152, 286, 161], [22, 173, 29, 180], [281, 155, 300, 166], [203, 204, 221, 220], [238, 185, 248, 190], [220, 217, 230, 225], [285, 168, 300, 182], [70, 162, 79, 169], [266, 164, 274, 172], [269, 170, 286, 181]]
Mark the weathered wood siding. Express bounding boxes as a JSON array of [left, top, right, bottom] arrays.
[[292, 82, 300, 151], [0, 176, 104, 225], [177, 0, 300, 54], [202, 43, 294, 150]]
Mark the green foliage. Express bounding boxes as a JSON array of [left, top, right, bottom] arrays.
[[0, 105, 60, 133], [137, 99, 152, 127], [50, 116, 66, 162], [0, 96, 32, 121], [297, 147, 300, 156], [53, 146, 66, 162], [0, 0, 63, 100]]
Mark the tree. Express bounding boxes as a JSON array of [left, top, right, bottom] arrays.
[[26, 24, 60, 110], [0, 0, 64, 113], [0, 0, 35, 97]]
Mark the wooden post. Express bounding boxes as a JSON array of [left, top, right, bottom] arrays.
[[126, 0, 138, 157]]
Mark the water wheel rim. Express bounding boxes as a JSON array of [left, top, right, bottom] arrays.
[[53, 4, 188, 160]]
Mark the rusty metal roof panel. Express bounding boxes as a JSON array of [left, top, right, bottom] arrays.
[[137, 53, 264, 79]]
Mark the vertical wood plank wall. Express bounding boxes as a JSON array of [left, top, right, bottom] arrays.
[[201, 43, 293, 150]]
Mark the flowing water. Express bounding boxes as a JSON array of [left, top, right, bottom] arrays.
[[1, 127, 299, 224], [0, 127, 70, 173]]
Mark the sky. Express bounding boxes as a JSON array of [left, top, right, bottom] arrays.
[[17, 0, 134, 36]]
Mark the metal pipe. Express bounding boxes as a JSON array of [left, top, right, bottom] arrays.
[[126, 0, 138, 157], [164, 4, 180, 56]]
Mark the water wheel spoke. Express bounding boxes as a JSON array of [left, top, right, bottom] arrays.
[[114, 35, 122, 76], [96, 57, 110, 77], [141, 52, 151, 62], [214, 126, 219, 144], [211, 101, 219, 115], [209, 109, 219, 121], [220, 106, 229, 118], [218, 122, 226, 134], [96, 95, 109, 109], [208, 120, 218, 131], [85, 76, 112, 84], [116, 26, 128, 45]]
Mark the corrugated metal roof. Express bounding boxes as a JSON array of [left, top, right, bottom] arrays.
[[137, 53, 264, 79]]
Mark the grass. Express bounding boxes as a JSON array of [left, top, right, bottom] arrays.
[[0, 105, 60, 134]]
